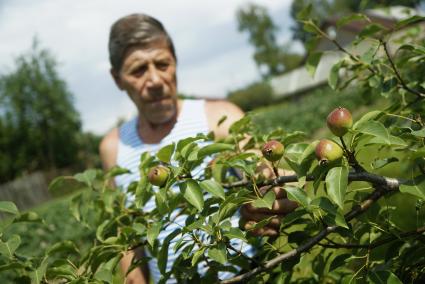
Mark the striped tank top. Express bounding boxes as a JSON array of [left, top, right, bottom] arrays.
[[115, 99, 252, 283]]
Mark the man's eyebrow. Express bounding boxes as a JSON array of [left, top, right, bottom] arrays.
[[126, 59, 147, 70]]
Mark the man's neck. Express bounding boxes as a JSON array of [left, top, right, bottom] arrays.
[[137, 99, 183, 144]]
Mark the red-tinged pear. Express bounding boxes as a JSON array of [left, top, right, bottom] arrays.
[[261, 140, 284, 162], [315, 139, 343, 165], [327, 107, 353, 137], [148, 165, 170, 187]]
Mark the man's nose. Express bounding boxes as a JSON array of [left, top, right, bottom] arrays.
[[146, 66, 162, 89]]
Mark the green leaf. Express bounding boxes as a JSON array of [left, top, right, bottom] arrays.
[[353, 110, 382, 129], [326, 210, 348, 229], [70, 194, 82, 221], [412, 128, 425, 138], [147, 222, 162, 247], [199, 180, 225, 200], [158, 229, 181, 274], [105, 166, 131, 178], [251, 190, 276, 210], [285, 186, 310, 208], [368, 271, 403, 284], [0, 235, 21, 258], [223, 227, 248, 242], [329, 253, 351, 271], [366, 135, 407, 147], [218, 195, 250, 221], [328, 61, 341, 90], [302, 20, 321, 34], [288, 231, 310, 245], [306, 52, 323, 77], [337, 13, 369, 29], [229, 116, 251, 134], [208, 243, 227, 265], [312, 197, 348, 228], [31, 257, 48, 284], [400, 175, 425, 200], [179, 180, 204, 211], [359, 23, 385, 38], [74, 168, 98, 187], [296, 3, 311, 20], [14, 211, 43, 223], [94, 255, 122, 283], [325, 166, 348, 210], [191, 247, 206, 266], [0, 201, 19, 215], [47, 240, 79, 256], [355, 120, 390, 144], [0, 261, 27, 272], [371, 157, 399, 170], [157, 143, 175, 163], [395, 15, 425, 30], [198, 143, 234, 159]]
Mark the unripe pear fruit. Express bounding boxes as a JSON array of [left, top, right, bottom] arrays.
[[147, 165, 170, 187], [327, 107, 353, 137], [315, 139, 343, 165], [262, 140, 284, 162]]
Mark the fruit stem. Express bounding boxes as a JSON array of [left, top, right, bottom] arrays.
[[272, 162, 280, 178], [340, 137, 366, 173], [251, 176, 262, 198]]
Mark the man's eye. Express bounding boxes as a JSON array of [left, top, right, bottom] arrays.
[[132, 65, 147, 76], [156, 62, 169, 70]]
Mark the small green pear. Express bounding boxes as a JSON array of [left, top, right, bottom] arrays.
[[261, 140, 284, 162], [327, 107, 353, 137], [147, 165, 170, 187], [315, 139, 343, 165]]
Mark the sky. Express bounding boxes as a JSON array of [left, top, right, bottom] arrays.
[[0, 0, 295, 135]]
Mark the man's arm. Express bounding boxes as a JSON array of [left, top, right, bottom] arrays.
[[99, 128, 149, 284], [205, 100, 244, 140]]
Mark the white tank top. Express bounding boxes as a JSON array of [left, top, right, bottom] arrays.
[[115, 99, 252, 283]]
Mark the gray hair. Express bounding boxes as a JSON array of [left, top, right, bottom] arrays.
[[108, 13, 177, 71]]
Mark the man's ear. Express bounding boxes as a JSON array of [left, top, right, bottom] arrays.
[[110, 68, 124, 90]]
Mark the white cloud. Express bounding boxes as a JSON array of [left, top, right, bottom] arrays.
[[0, 0, 294, 134]]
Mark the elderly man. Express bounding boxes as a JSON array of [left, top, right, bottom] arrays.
[[100, 13, 296, 283]]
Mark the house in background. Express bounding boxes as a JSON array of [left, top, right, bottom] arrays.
[[270, 6, 425, 99]]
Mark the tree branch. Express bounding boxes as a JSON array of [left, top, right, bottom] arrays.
[[223, 172, 403, 190]]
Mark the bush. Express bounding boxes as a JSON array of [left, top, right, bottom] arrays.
[[227, 81, 274, 111]]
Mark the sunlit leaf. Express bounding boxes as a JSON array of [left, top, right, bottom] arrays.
[[179, 179, 204, 211], [326, 166, 348, 210], [251, 190, 276, 210]]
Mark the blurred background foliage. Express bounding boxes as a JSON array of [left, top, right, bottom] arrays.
[[0, 40, 101, 184]]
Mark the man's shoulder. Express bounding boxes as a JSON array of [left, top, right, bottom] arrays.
[[99, 127, 119, 170], [204, 99, 241, 112], [204, 99, 244, 139]]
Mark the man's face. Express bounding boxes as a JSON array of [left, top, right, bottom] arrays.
[[113, 39, 177, 125]]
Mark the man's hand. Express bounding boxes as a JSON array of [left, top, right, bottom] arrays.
[[120, 250, 149, 284], [240, 186, 298, 236], [239, 162, 299, 237]]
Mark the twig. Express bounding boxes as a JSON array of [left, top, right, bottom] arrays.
[[222, 172, 403, 191], [382, 40, 425, 98], [339, 137, 366, 173]]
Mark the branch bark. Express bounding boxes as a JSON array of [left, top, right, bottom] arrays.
[[223, 172, 402, 190]]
